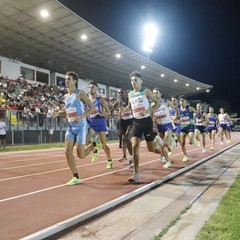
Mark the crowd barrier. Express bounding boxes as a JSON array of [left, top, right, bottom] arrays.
[[1, 110, 118, 145]]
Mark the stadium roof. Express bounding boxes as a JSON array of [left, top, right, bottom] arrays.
[[0, 0, 212, 98]]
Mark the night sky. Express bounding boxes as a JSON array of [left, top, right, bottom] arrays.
[[59, 0, 240, 114]]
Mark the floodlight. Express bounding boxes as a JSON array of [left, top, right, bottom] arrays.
[[142, 23, 158, 59], [40, 10, 49, 18], [81, 35, 87, 40]]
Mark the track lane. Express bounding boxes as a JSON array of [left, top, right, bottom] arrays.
[[0, 133, 239, 240]]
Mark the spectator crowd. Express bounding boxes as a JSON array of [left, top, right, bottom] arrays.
[[0, 75, 68, 128]]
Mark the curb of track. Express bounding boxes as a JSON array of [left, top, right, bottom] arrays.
[[21, 142, 240, 240]]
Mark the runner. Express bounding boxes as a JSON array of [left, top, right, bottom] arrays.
[[194, 103, 207, 153], [206, 107, 218, 150], [53, 71, 100, 186], [86, 81, 113, 169], [226, 118, 232, 143], [169, 95, 181, 151], [111, 88, 133, 167], [152, 88, 178, 168], [178, 95, 198, 162], [218, 108, 231, 146], [122, 71, 162, 183]]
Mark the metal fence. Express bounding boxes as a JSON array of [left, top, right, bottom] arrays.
[[2, 110, 118, 145]]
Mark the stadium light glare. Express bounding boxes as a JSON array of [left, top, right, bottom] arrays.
[[142, 23, 158, 60], [160, 73, 164, 77], [174, 79, 178, 82], [40, 10, 49, 18], [81, 35, 87, 40], [141, 65, 146, 69], [116, 53, 121, 58], [186, 83, 189, 87]]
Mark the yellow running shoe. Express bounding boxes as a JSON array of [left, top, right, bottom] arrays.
[[91, 139, 102, 149], [91, 151, 99, 163], [106, 160, 113, 169], [163, 161, 172, 168], [182, 155, 188, 162], [66, 177, 80, 186]]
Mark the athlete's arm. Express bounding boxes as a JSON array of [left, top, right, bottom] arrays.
[[110, 99, 120, 117], [189, 106, 199, 114], [143, 88, 160, 115], [52, 95, 67, 118], [100, 97, 111, 117], [166, 99, 179, 118], [76, 91, 95, 122], [122, 92, 132, 113]]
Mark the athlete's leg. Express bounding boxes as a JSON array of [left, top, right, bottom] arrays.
[[98, 131, 111, 160], [131, 136, 141, 175]]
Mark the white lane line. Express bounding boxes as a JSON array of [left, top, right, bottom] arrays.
[[0, 160, 66, 170], [0, 145, 120, 164], [0, 139, 239, 203], [0, 151, 126, 171], [0, 164, 147, 203], [0, 156, 65, 165], [0, 146, 214, 203], [0, 151, 150, 182], [0, 137, 237, 182]]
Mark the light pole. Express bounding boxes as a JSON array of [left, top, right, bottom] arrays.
[[142, 23, 158, 60]]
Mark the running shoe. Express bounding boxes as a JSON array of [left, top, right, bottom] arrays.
[[182, 155, 188, 162], [91, 139, 102, 149], [163, 161, 172, 168], [220, 142, 223, 146], [106, 160, 113, 169], [168, 151, 173, 156], [91, 151, 99, 163], [66, 177, 80, 186], [128, 173, 140, 183], [202, 148, 206, 153], [211, 146, 214, 151]]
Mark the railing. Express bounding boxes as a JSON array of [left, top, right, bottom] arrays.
[[1, 110, 119, 145]]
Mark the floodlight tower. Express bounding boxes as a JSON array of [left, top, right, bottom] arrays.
[[142, 23, 158, 60]]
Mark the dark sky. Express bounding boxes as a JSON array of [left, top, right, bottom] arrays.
[[59, 0, 240, 113]]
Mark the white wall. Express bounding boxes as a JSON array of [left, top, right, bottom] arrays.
[[0, 56, 21, 79], [98, 83, 107, 98], [50, 72, 65, 86], [0, 56, 50, 83]]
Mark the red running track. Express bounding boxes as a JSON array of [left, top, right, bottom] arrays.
[[0, 132, 239, 240]]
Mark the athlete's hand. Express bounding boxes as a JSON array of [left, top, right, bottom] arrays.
[[139, 109, 149, 117]]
